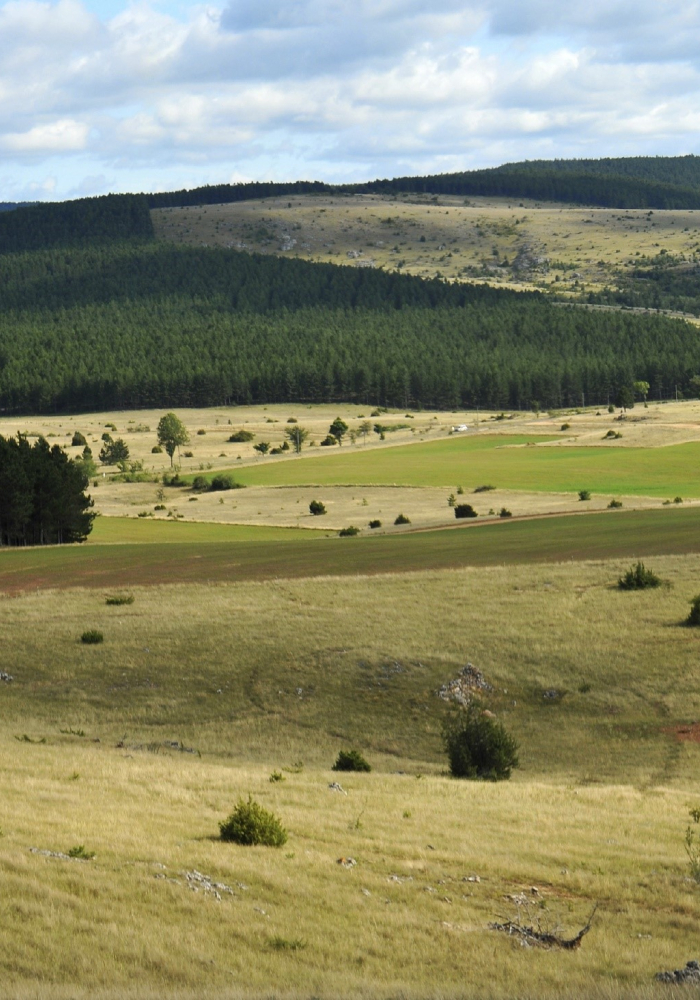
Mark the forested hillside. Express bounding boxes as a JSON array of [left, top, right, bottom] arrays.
[[0, 194, 152, 253], [144, 156, 700, 212], [0, 239, 697, 413]]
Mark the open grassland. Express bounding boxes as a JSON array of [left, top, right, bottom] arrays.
[[4, 507, 700, 592], [2, 555, 700, 998], [152, 192, 700, 300]]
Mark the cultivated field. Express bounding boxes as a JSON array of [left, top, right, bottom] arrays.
[[152, 192, 700, 301]]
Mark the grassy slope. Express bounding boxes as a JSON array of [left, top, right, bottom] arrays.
[[2, 555, 700, 997], [3, 507, 700, 592], [219, 434, 700, 497]]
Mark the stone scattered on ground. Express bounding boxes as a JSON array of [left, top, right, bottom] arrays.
[[328, 782, 347, 794], [437, 663, 492, 705], [29, 848, 87, 862], [655, 960, 700, 984], [337, 857, 357, 868], [0, 672, 13, 682]]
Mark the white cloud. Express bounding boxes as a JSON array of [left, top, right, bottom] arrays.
[[1, 0, 700, 198]]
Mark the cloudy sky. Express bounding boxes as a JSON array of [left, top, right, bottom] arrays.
[[1, 0, 699, 201]]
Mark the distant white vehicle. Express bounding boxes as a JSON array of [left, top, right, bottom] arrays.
[[451, 424, 469, 432]]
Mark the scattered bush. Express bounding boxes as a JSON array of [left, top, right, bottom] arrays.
[[608, 403, 615, 413], [332, 749, 371, 772], [686, 595, 700, 626], [473, 484, 494, 493], [394, 513, 411, 525], [447, 493, 456, 507], [269, 771, 285, 783], [151, 445, 163, 453], [674, 496, 684, 504], [456, 485, 464, 494], [320, 435, 337, 446], [603, 429, 622, 439], [192, 475, 208, 491], [454, 504, 477, 518], [309, 500, 326, 515], [607, 499, 623, 508], [339, 525, 360, 536], [254, 442, 270, 455], [618, 561, 661, 590], [287, 417, 298, 423], [154, 503, 166, 510], [560, 422, 570, 431], [105, 595, 134, 606], [196, 429, 207, 435], [162, 471, 184, 486], [219, 796, 287, 846], [183, 451, 194, 458], [228, 430, 254, 442], [209, 474, 243, 491], [71, 431, 87, 447], [368, 519, 382, 529], [67, 845, 95, 859], [443, 707, 519, 781], [499, 507, 512, 518], [80, 630, 103, 644], [578, 489, 591, 501]]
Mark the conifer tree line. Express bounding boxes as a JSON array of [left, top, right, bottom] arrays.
[[0, 240, 697, 414], [0, 435, 94, 546]]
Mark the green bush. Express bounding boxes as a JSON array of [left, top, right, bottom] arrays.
[[607, 499, 623, 508], [578, 489, 591, 501], [332, 749, 371, 772], [320, 435, 337, 446], [443, 707, 519, 781], [151, 445, 163, 453], [454, 504, 477, 518], [368, 519, 382, 529], [191, 475, 208, 491], [219, 797, 287, 846], [394, 513, 411, 525], [67, 844, 95, 859], [618, 561, 661, 590], [71, 431, 87, 447], [499, 507, 512, 518], [210, 474, 242, 491], [339, 526, 360, 536], [228, 430, 254, 442], [309, 500, 326, 515], [80, 630, 103, 644], [105, 595, 134, 606], [687, 595, 700, 626], [473, 484, 495, 493]]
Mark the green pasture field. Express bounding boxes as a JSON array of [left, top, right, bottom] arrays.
[[2, 553, 700, 998], [89, 518, 320, 544], [4, 507, 700, 592], [221, 433, 700, 497]]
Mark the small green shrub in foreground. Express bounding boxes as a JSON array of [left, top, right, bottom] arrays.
[[443, 707, 519, 781], [210, 473, 242, 492], [105, 595, 134, 606], [368, 519, 382, 529], [454, 504, 477, 519], [578, 489, 591, 501], [68, 845, 95, 860], [618, 561, 661, 590], [686, 595, 700, 626], [338, 525, 360, 536], [309, 500, 326, 515], [219, 797, 287, 846], [80, 630, 104, 645], [394, 513, 411, 525], [332, 749, 371, 772]]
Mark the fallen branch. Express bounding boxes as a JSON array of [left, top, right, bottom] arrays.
[[490, 904, 597, 950]]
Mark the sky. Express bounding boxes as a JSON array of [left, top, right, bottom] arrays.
[[2, 0, 700, 201]]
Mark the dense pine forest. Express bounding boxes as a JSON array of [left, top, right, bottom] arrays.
[[0, 434, 94, 545], [0, 236, 698, 413]]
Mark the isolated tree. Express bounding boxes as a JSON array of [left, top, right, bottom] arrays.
[[329, 417, 348, 446], [359, 420, 373, 445], [285, 425, 309, 454], [157, 413, 189, 467], [690, 375, 700, 398], [633, 380, 650, 405], [99, 438, 129, 465], [254, 441, 270, 455], [616, 385, 635, 411]]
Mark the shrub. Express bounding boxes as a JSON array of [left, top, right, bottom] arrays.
[[394, 513, 411, 525], [105, 595, 134, 606], [499, 507, 512, 518], [309, 500, 326, 515], [687, 595, 700, 626], [608, 403, 615, 413], [618, 561, 661, 590], [332, 749, 371, 772], [674, 496, 684, 504], [368, 519, 382, 528], [339, 526, 360, 536], [320, 435, 337, 446], [192, 475, 208, 491], [473, 484, 495, 493], [443, 707, 519, 781], [81, 630, 103, 644], [197, 429, 206, 435], [71, 431, 87, 447], [607, 499, 623, 508], [287, 417, 297, 423], [67, 844, 95, 859], [210, 474, 242, 491], [219, 796, 287, 846], [454, 504, 477, 518], [578, 489, 591, 501], [228, 430, 254, 442], [151, 445, 163, 453], [448, 493, 456, 507], [560, 422, 570, 431], [183, 451, 194, 458]]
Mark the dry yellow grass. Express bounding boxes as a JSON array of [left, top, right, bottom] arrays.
[[151, 193, 700, 299]]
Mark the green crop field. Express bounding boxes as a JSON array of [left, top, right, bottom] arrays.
[[209, 433, 700, 498], [89, 518, 320, 545], [4, 507, 700, 593]]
